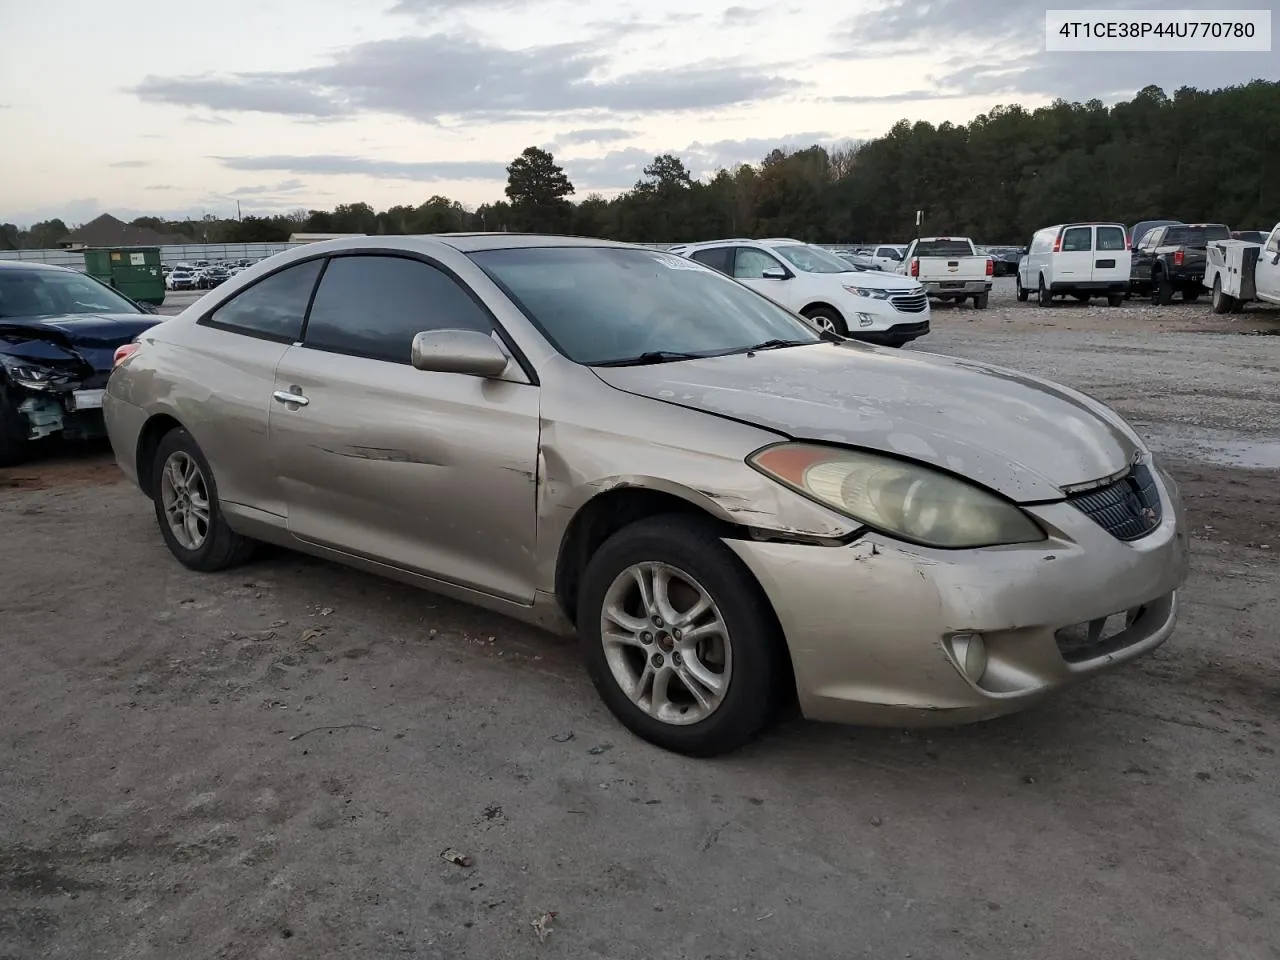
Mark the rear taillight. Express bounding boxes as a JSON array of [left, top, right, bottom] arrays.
[[113, 343, 141, 368], [1173, 250, 1184, 267], [1052, 232, 1063, 253], [985, 257, 994, 276], [909, 258, 919, 277]]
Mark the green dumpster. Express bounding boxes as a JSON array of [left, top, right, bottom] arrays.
[[83, 246, 166, 306]]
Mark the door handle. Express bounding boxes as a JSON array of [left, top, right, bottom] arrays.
[[272, 389, 309, 407]]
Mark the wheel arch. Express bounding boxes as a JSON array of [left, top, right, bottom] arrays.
[[135, 412, 187, 498], [799, 301, 844, 320]]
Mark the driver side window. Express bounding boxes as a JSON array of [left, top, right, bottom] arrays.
[[733, 248, 782, 279], [303, 255, 493, 364]]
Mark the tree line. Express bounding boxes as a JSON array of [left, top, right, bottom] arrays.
[[4, 81, 1276, 251]]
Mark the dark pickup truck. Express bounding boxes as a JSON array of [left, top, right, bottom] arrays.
[[1130, 223, 1231, 304]]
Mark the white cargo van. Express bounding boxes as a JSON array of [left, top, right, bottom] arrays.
[[1016, 222, 1131, 307]]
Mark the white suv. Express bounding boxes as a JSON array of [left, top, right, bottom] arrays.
[[673, 238, 930, 347]]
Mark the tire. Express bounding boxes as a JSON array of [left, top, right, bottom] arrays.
[[1015, 275, 1028, 302], [973, 292, 989, 309], [577, 514, 787, 757], [1037, 275, 1052, 307], [1183, 288, 1201, 303], [1152, 271, 1173, 306], [151, 427, 255, 572], [0, 393, 31, 468], [1210, 276, 1234, 314], [802, 305, 848, 336], [1107, 294, 1124, 307]]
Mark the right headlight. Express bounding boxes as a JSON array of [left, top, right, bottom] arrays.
[[749, 442, 1045, 549]]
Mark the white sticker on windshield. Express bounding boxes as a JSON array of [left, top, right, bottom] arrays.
[[650, 253, 707, 271]]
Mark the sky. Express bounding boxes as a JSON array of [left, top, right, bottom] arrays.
[[1, 0, 1275, 227]]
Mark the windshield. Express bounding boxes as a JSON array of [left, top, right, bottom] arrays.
[[0, 268, 141, 319], [469, 246, 823, 365], [914, 239, 975, 257], [772, 244, 855, 274]]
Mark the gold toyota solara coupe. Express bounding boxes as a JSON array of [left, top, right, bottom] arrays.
[[105, 234, 1190, 756]]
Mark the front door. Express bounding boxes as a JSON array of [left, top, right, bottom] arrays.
[[731, 247, 793, 306], [268, 253, 541, 603], [1256, 228, 1280, 302]]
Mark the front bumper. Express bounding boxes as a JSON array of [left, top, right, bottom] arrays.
[[854, 320, 930, 345], [726, 465, 1189, 727]]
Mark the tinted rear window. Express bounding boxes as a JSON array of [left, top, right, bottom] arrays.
[[1165, 225, 1230, 246], [914, 240, 974, 257]]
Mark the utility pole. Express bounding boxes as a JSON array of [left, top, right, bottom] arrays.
[[236, 200, 242, 221]]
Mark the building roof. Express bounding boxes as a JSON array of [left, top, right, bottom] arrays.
[[58, 214, 188, 249]]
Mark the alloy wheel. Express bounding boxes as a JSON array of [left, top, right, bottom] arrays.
[[599, 561, 732, 725], [160, 450, 211, 550]]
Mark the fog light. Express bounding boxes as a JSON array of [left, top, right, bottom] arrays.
[[948, 632, 988, 682], [856, 312, 876, 327]]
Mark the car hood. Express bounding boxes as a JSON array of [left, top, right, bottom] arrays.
[[592, 342, 1143, 502], [0, 313, 161, 373], [831, 270, 920, 291]]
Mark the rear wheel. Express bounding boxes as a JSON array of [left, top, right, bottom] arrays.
[[577, 515, 787, 757], [1037, 275, 1052, 307], [973, 292, 989, 309], [152, 428, 255, 572], [1183, 288, 1201, 303], [1211, 276, 1235, 314], [802, 305, 848, 336], [1107, 294, 1124, 307], [1152, 271, 1174, 305]]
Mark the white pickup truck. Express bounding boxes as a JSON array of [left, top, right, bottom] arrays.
[[1204, 222, 1280, 313], [897, 237, 993, 308]]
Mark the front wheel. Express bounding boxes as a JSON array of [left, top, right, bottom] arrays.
[[1107, 293, 1124, 307], [802, 306, 848, 336], [577, 515, 787, 757], [152, 428, 256, 572], [1015, 275, 1029, 302], [0, 395, 31, 468]]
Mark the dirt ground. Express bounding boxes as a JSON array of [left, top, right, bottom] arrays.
[[2, 280, 1278, 960]]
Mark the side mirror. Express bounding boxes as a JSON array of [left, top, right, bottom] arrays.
[[761, 267, 788, 280], [411, 329, 510, 377]]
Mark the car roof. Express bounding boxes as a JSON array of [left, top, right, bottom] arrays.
[[0, 260, 75, 273], [431, 232, 638, 253]]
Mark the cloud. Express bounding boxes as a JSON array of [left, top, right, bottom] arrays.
[[829, 91, 970, 105], [721, 5, 763, 26], [108, 160, 151, 168], [131, 33, 803, 124], [215, 154, 510, 182], [227, 179, 308, 197], [840, 0, 1277, 101], [565, 132, 840, 189], [185, 113, 233, 125], [552, 127, 638, 147], [389, 0, 522, 15], [145, 185, 177, 191]]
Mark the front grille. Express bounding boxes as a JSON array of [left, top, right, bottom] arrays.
[[1067, 462, 1162, 541], [890, 291, 929, 313]]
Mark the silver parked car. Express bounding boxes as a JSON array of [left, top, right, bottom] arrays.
[[105, 235, 1189, 756]]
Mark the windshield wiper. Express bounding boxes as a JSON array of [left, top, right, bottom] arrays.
[[739, 338, 813, 353], [591, 350, 708, 367]]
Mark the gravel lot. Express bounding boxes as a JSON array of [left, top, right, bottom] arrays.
[[3, 279, 1279, 960]]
